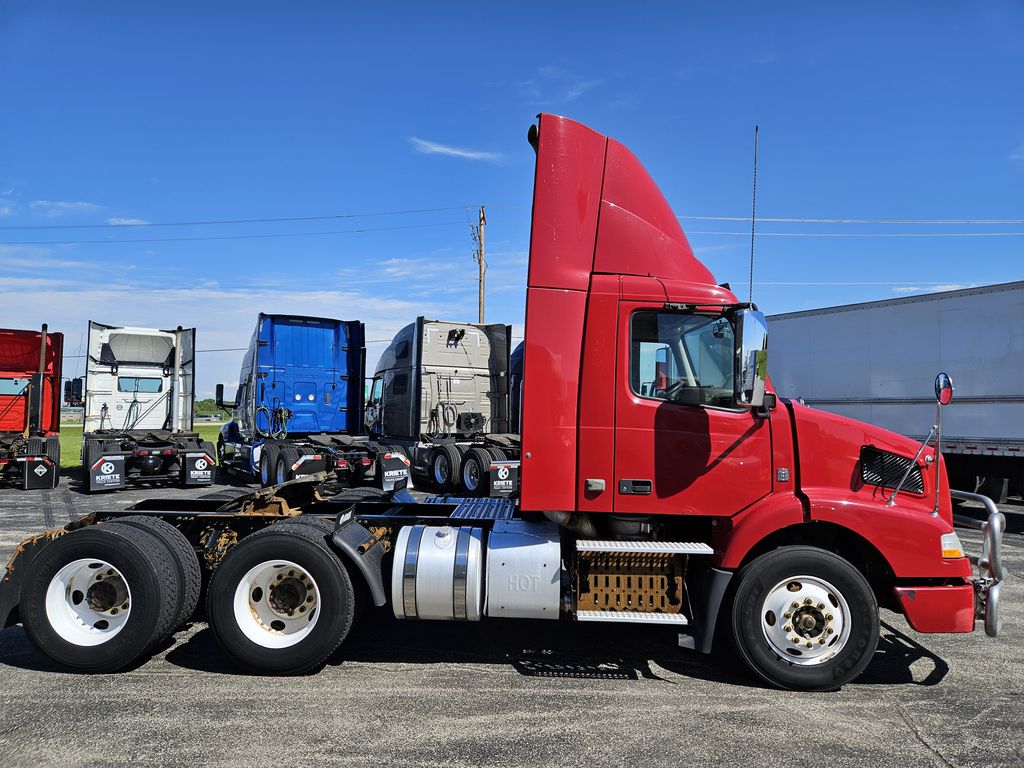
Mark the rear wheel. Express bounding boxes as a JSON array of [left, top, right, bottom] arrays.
[[259, 444, 278, 487], [460, 447, 492, 496], [430, 445, 461, 492], [730, 546, 879, 691], [206, 525, 355, 674], [20, 525, 180, 672], [106, 516, 202, 628], [276, 445, 299, 485]]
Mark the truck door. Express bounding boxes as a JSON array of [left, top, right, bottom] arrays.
[[613, 304, 772, 516]]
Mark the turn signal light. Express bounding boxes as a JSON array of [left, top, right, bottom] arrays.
[[336, 459, 349, 470], [940, 532, 965, 559]]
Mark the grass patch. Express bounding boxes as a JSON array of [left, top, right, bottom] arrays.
[[57, 423, 224, 469]]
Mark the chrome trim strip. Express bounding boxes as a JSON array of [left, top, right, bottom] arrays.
[[452, 527, 471, 621], [402, 525, 423, 619]]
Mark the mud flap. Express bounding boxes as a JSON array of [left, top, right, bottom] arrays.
[[488, 460, 519, 496], [377, 452, 410, 491], [182, 451, 216, 486], [89, 454, 127, 492], [19, 456, 59, 490]]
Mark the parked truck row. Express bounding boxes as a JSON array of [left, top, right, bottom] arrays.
[[0, 114, 1005, 691]]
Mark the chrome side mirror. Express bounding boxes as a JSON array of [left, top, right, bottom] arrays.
[[735, 309, 769, 407], [935, 372, 954, 406]]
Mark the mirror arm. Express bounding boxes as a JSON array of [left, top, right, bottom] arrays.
[[887, 425, 936, 506]]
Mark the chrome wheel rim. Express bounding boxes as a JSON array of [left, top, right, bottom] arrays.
[[760, 574, 851, 665]]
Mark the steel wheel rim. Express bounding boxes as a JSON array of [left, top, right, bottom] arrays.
[[260, 453, 270, 485], [463, 458, 480, 491], [275, 459, 288, 485], [433, 454, 450, 485], [232, 559, 320, 649], [45, 558, 132, 646], [760, 574, 852, 665]]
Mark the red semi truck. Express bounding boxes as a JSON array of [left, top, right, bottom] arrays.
[[0, 116, 1005, 690], [0, 325, 63, 490]]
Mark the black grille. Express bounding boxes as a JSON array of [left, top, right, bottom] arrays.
[[860, 446, 924, 494]]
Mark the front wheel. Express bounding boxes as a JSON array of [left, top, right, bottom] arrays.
[[730, 546, 879, 691]]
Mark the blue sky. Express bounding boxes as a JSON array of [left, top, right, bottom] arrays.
[[1, 3, 1022, 395]]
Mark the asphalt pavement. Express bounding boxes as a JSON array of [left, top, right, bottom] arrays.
[[0, 476, 1021, 768]]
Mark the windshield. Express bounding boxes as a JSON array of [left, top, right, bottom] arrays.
[[117, 376, 163, 393]]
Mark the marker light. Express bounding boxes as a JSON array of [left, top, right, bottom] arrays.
[[940, 532, 965, 559]]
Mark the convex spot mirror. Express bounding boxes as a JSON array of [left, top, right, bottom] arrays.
[[735, 309, 769, 408], [935, 372, 954, 406]]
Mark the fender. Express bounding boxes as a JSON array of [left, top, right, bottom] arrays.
[[331, 520, 388, 606], [714, 493, 806, 569], [807, 493, 972, 579]]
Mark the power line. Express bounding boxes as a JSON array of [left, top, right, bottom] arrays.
[[688, 230, 1024, 238], [0, 205, 475, 231], [682, 216, 1024, 225], [0, 220, 464, 246]]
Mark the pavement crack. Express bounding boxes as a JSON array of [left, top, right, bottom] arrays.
[[897, 702, 957, 768]]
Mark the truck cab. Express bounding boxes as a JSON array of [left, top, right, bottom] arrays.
[[75, 321, 214, 492], [365, 317, 519, 495], [217, 313, 408, 490], [0, 325, 63, 490]]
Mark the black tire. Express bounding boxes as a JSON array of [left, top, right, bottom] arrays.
[[105, 516, 202, 628], [259, 443, 279, 488], [487, 447, 508, 462], [276, 445, 299, 485], [331, 486, 389, 503], [429, 445, 461, 492], [20, 525, 181, 673], [730, 546, 879, 691], [460, 447, 492, 496], [81, 440, 101, 491], [207, 525, 355, 674]]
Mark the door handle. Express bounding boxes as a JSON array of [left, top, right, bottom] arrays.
[[618, 479, 652, 495]]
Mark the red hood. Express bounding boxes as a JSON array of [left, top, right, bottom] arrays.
[[788, 400, 951, 522]]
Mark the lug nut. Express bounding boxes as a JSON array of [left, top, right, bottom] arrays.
[[121, 603, 128, 610], [305, 596, 313, 603], [784, 611, 793, 619], [277, 574, 283, 580], [826, 614, 834, 622], [791, 602, 800, 609], [106, 570, 114, 576], [827, 628, 834, 635], [288, 570, 295, 577], [805, 642, 812, 648], [110, 608, 118, 615], [817, 602, 825, 610], [784, 624, 792, 632], [804, 598, 813, 605], [792, 637, 800, 644], [299, 606, 306, 613]]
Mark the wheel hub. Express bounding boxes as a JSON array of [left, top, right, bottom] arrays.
[[45, 559, 133, 646], [760, 575, 849, 666], [234, 559, 321, 649], [268, 575, 310, 615]]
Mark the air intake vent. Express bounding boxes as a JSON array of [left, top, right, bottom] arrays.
[[860, 446, 924, 494]]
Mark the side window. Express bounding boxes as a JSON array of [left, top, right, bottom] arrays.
[[369, 377, 384, 405], [395, 340, 410, 360], [630, 310, 735, 407], [392, 372, 408, 396]]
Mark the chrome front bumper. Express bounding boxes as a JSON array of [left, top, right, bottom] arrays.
[[952, 489, 1006, 638]]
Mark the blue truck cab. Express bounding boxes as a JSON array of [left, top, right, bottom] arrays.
[[216, 313, 409, 490]]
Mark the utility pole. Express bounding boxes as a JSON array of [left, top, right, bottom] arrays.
[[475, 205, 486, 323]]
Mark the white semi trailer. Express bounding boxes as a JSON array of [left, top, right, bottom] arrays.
[[74, 321, 215, 492], [768, 281, 1024, 501]]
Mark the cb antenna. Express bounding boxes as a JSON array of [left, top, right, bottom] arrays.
[[748, 124, 759, 304]]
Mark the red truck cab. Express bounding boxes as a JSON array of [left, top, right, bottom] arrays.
[[0, 325, 63, 489], [518, 114, 1003, 688]]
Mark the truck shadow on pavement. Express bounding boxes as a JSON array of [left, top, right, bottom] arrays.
[[152, 613, 947, 690]]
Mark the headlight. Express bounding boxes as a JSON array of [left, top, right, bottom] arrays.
[[940, 532, 965, 559]]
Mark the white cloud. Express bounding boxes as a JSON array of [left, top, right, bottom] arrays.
[[522, 67, 604, 104], [892, 283, 974, 294], [30, 200, 101, 218], [408, 137, 502, 162], [0, 201, 14, 217], [0, 281, 473, 397], [106, 217, 150, 226], [1010, 143, 1024, 161]]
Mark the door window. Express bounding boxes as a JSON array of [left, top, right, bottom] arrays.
[[630, 311, 735, 408]]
